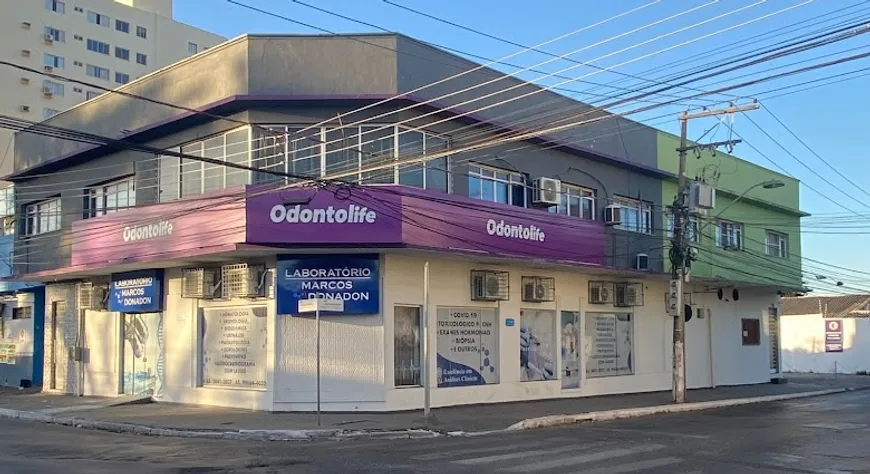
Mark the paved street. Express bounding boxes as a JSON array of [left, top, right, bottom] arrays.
[[1, 389, 869, 473]]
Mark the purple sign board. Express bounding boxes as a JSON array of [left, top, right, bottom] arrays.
[[825, 319, 843, 353], [246, 185, 605, 266]]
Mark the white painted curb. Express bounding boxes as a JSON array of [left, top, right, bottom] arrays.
[[503, 388, 847, 431]]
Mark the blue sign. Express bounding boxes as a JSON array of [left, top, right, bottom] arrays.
[[505, 318, 515, 327], [276, 255, 379, 315], [109, 269, 164, 313]]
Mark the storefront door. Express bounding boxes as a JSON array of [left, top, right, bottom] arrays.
[[121, 312, 163, 396]]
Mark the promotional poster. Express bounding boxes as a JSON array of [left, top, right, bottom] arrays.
[[122, 312, 164, 396], [561, 311, 581, 389], [520, 309, 557, 382], [201, 306, 268, 390], [585, 313, 634, 377], [436, 307, 499, 387]]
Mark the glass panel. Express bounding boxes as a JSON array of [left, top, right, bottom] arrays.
[[482, 179, 495, 202], [360, 126, 395, 184], [582, 198, 594, 220], [398, 163, 423, 188], [394, 306, 421, 387], [180, 143, 202, 198], [568, 195, 581, 218], [291, 130, 322, 179], [468, 176, 482, 200], [202, 137, 224, 193], [252, 128, 285, 184], [425, 157, 448, 192], [225, 129, 249, 188], [510, 183, 525, 207], [158, 155, 179, 202], [325, 128, 359, 176], [398, 129, 424, 158]]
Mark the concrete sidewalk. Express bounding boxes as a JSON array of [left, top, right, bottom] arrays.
[[1, 373, 867, 440]]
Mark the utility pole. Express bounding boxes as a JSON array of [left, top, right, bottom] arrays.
[[671, 102, 759, 404]]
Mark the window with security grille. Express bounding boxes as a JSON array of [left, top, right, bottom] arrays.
[[83, 177, 135, 218]]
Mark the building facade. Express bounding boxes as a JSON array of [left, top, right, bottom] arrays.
[[8, 34, 802, 410]]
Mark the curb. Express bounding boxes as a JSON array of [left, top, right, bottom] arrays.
[[503, 388, 849, 432], [0, 387, 865, 441]]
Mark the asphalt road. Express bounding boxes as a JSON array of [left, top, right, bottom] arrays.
[[1, 389, 869, 473]]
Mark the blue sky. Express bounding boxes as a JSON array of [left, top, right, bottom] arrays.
[[175, 0, 870, 294]]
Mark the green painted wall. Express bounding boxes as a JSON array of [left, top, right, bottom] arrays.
[[657, 132, 804, 290]]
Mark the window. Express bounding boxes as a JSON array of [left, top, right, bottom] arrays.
[[73, 87, 83, 93], [136, 26, 147, 38], [115, 72, 130, 84], [45, 27, 65, 42], [742, 318, 761, 346], [666, 215, 700, 243], [468, 164, 525, 207], [116, 19, 130, 33], [136, 53, 147, 65], [42, 80, 64, 96], [86, 39, 110, 55], [115, 47, 130, 60], [44, 54, 64, 69], [24, 198, 61, 236], [0, 186, 14, 236], [43, 108, 60, 120], [188, 42, 198, 54], [586, 313, 634, 377], [84, 178, 135, 218], [87, 11, 110, 26], [74, 35, 83, 41], [613, 197, 652, 234], [394, 306, 421, 387], [715, 220, 743, 249], [86, 64, 109, 81], [45, 0, 65, 13], [12, 307, 33, 320], [549, 183, 595, 220], [86, 91, 101, 100], [159, 128, 250, 201], [766, 231, 788, 258]]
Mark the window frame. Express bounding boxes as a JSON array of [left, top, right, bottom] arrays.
[[467, 163, 526, 207], [24, 197, 62, 236], [86, 64, 109, 81], [42, 80, 64, 97], [44, 54, 64, 69], [12, 307, 33, 320], [114, 46, 130, 61], [45, 26, 65, 42], [42, 108, 60, 120], [393, 305, 422, 388], [188, 42, 198, 54], [613, 196, 653, 234], [114, 72, 130, 84], [86, 38, 110, 55], [45, 0, 65, 13], [715, 220, 744, 250], [115, 19, 130, 33], [83, 177, 136, 218], [136, 52, 147, 66], [549, 182, 596, 220], [765, 230, 788, 258], [87, 11, 110, 27], [136, 26, 147, 39], [666, 214, 700, 243], [742, 318, 761, 346]]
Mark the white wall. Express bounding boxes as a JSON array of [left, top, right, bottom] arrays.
[[782, 314, 870, 374], [382, 255, 672, 411], [82, 309, 119, 396]]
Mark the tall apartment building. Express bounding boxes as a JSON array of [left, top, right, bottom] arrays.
[[0, 0, 225, 178]]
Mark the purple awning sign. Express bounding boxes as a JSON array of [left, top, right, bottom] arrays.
[[825, 319, 843, 353]]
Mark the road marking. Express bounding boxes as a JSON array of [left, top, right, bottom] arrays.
[[804, 422, 867, 430], [453, 445, 585, 465], [412, 442, 549, 461], [500, 444, 666, 472], [566, 457, 684, 474]]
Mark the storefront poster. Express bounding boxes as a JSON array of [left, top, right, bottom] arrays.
[[276, 255, 379, 315], [201, 306, 267, 390], [436, 307, 499, 387], [825, 319, 843, 353], [122, 312, 163, 396], [585, 313, 633, 377], [0, 343, 15, 364], [109, 269, 164, 313], [520, 310, 556, 382], [561, 311, 581, 389]]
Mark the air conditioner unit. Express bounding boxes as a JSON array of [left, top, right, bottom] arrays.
[[533, 177, 561, 206], [20, 78, 29, 85], [21, 50, 31, 57], [44, 35, 54, 44], [19, 105, 30, 113], [181, 267, 221, 299], [21, 22, 31, 29], [614, 282, 643, 307], [221, 263, 267, 298], [635, 253, 649, 271], [521, 276, 555, 303], [42, 88, 53, 96], [589, 281, 612, 304], [604, 205, 622, 225], [78, 282, 109, 310], [471, 270, 509, 301]]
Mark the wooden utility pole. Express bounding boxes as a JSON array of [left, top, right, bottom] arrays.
[[671, 102, 759, 404]]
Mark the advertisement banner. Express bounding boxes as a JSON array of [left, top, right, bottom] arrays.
[[561, 311, 581, 389], [520, 309, 557, 382], [122, 312, 163, 397], [825, 319, 843, 353], [276, 255, 380, 315], [0, 343, 16, 364], [201, 306, 268, 390], [585, 313, 633, 377], [109, 269, 164, 313], [436, 307, 499, 387]]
